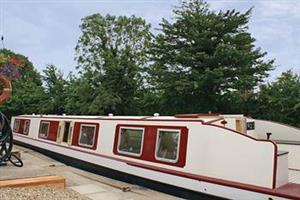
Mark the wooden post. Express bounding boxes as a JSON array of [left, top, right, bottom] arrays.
[[0, 176, 66, 189]]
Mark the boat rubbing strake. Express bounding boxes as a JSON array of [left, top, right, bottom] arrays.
[[11, 113, 300, 199]]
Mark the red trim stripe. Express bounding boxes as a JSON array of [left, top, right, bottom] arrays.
[[13, 134, 300, 200], [15, 115, 207, 122], [127, 162, 300, 200], [202, 123, 278, 189], [205, 117, 224, 124], [175, 113, 220, 118], [14, 116, 278, 188]]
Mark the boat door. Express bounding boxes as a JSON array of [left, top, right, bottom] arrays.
[[56, 121, 74, 145], [236, 117, 246, 133], [62, 122, 71, 143]]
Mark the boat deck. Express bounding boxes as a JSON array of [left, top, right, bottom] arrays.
[[289, 169, 300, 184], [266, 169, 300, 199]]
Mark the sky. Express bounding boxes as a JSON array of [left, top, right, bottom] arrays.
[[1, 0, 299, 80]]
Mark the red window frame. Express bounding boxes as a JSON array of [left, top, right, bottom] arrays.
[[154, 128, 182, 163], [13, 118, 30, 135], [13, 119, 21, 133], [115, 126, 145, 157], [113, 124, 188, 167], [23, 119, 30, 135], [39, 121, 50, 139], [71, 122, 99, 150], [38, 120, 59, 141]]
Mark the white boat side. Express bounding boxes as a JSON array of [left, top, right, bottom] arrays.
[[11, 114, 300, 200]]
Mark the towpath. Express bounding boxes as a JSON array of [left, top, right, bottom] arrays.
[[0, 145, 180, 200]]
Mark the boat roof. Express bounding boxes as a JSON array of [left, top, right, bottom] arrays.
[[16, 114, 230, 123]]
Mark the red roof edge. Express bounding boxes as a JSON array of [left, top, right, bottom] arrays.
[[175, 113, 221, 118]]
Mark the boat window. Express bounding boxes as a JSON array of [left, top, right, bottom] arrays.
[[62, 122, 71, 143], [155, 129, 180, 162], [78, 124, 96, 147], [13, 119, 20, 132], [23, 120, 30, 135], [39, 121, 50, 138], [118, 128, 144, 156]]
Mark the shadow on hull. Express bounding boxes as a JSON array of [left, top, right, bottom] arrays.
[[14, 140, 225, 200]]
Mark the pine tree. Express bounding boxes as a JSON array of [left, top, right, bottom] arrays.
[[149, 0, 274, 114]]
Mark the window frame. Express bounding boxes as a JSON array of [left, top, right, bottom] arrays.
[[78, 124, 97, 148], [23, 120, 30, 135], [117, 126, 145, 157], [154, 128, 181, 163], [13, 119, 20, 132], [39, 121, 50, 139]]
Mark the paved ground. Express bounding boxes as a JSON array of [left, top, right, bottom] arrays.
[[0, 145, 180, 200]]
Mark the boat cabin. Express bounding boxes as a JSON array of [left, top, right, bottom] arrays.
[[11, 113, 300, 200]]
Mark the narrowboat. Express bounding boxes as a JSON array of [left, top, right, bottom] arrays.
[[11, 113, 300, 199]]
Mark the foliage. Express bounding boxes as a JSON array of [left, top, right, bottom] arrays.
[[255, 70, 300, 127], [74, 14, 152, 115], [0, 50, 26, 80], [41, 64, 67, 114], [148, 0, 274, 115], [0, 52, 25, 68], [1, 0, 299, 129], [0, 49, 45, 119], [64, 72, 96, 115]]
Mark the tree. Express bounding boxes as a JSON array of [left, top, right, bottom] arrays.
[[0, 49, 46, 119], [256, 70, 300, 127], [75, 14, 152, 115], [64, 72, 96, 115], [149, 0, 274, 115], [41, 64, 67, 114]]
